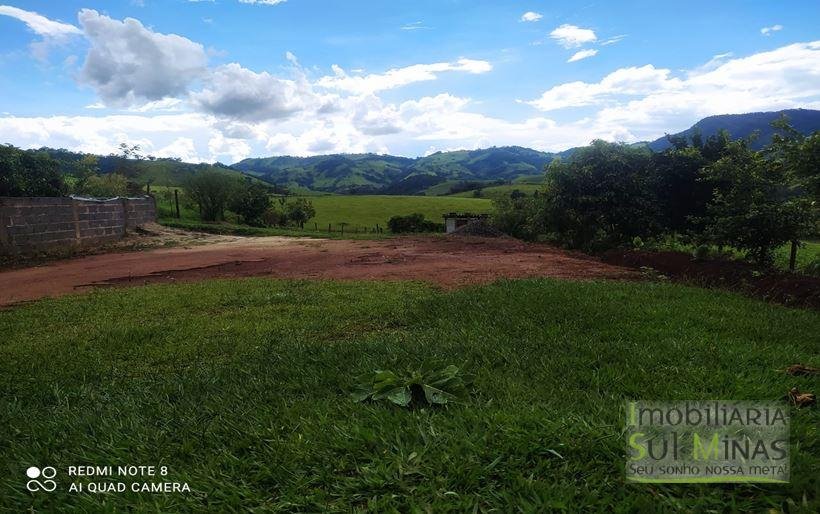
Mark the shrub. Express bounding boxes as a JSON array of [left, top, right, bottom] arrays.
[[284, 198, 316, 228], [79, 173, 128, 198], [183, 170, 238, 222], [229, 181, 271, 226], [387, 213, 442, 233]]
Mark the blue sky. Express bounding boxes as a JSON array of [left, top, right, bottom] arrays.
[[0, 0, 818, 162]]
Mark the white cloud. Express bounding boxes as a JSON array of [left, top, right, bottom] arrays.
[[600, 34, 626, 46], [192, 63, 317, 121], [400, 21, 427, 31], [0, 5, 81, 60], [526, 41, 820, 141], [761, 24, 783, 36], [549, 24, 597, 48], [0, 5, 80, 37], [526, 64, 678, 110], [520, 12, 542, 22], [238, 0, 287, 5], [316, 58, 492, 94], [78, 9, 208, 105], [567, 49, 598, 62]]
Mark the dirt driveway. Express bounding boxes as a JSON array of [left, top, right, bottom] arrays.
[[0, 234, 637, 307]]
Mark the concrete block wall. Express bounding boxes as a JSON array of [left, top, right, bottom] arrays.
[[0, 196, 156, 255]]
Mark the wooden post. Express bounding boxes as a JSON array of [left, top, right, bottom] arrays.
[[146, 182, 151, 195], [789, 240, 798, 272], [328, 223, 331, 233], [314, 222, 317, 231], [174, 189, 180, 219]]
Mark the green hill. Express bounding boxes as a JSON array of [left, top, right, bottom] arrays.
[[232, 146, 555, 195]]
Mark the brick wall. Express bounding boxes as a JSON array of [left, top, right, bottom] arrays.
[[0, 196, 156, 255]]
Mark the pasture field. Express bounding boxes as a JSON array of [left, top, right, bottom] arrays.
[[154, 189, 492, 232], [451, 183, 544, 200], [299, 195, 492, 229], [1, 278, 817, 511]]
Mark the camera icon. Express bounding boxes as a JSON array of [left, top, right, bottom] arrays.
[[26, 466, 57, 492]]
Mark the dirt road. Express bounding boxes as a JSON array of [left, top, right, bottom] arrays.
[[0, 235, 637, 307]]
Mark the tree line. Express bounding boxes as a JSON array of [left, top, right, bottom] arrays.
[[494, 118, 819, 266], [183, 170, 316, 229]]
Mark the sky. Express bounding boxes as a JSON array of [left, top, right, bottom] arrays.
[[0, 1, 818, 163]]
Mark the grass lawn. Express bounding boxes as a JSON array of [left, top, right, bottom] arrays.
[[0, 278, 817, 511]]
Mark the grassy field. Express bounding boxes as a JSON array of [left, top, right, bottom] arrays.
[[1, 278, 817, 511], [300, 195, 492, 229], [451, 184, 544, 200], [154, 189, 492, 233]]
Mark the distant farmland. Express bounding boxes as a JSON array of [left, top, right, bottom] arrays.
[[295, 195, 493, 229]]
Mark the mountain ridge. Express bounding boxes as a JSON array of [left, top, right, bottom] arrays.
[[234, 109, 820, 194]]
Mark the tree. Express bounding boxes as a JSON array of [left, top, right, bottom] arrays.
[[229, 180, 272, 226], [80, 173, 128, 197], [699, 139, 814, 265], [0, 144, 66, 196], [539, 141, 658, 250], [183, 170, 238, 222], [767, 117, 820, 202], [284, 198, 316, 228]]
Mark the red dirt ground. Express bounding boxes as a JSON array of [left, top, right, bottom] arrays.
[[602, 249, 820, 310], [0, 235, 637, 307]]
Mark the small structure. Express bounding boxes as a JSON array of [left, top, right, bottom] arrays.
[[443, 212, 489, 234]]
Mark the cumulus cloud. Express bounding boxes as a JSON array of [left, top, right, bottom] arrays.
[[526, 64, 678, 110], [526, 41, 820, 139], [520, 12, 542, 22], [549, 24, 597, 48], [567, 49, 598, 62], [78, 9, 208, 105], [192, 63, 317, 121], [0, 5, 81, 60], [316, 59, 492, 94], [761, 24, 782, 36]]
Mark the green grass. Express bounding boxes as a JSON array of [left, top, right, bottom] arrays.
[[774, 239, 820, 272], [159, 218, 391, 239], [451, 184, 544, 200], [0, 278, 817, 511], [155, 191, 492, 235], [302, 195, 492, 229]]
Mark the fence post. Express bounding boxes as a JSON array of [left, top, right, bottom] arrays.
[[328, 223, 331, 233], [789, 240, 798, 272], [174, 189, 180, 219]]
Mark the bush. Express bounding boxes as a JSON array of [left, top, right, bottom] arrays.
[[183, 170, 238, 222], [387, 213, 442, 233], [284, 198, 316, 229], [229, 181, 271, 226], [803, 257, 820, 276], [0, 144, 66, 196], [491, 196, 542, 240], [541, 141, 659, 251], [78, 173, 128, 197]]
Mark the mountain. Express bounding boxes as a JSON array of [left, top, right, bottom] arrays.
[[648, 109, 820, 151], [232, 146, 555, 194]]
